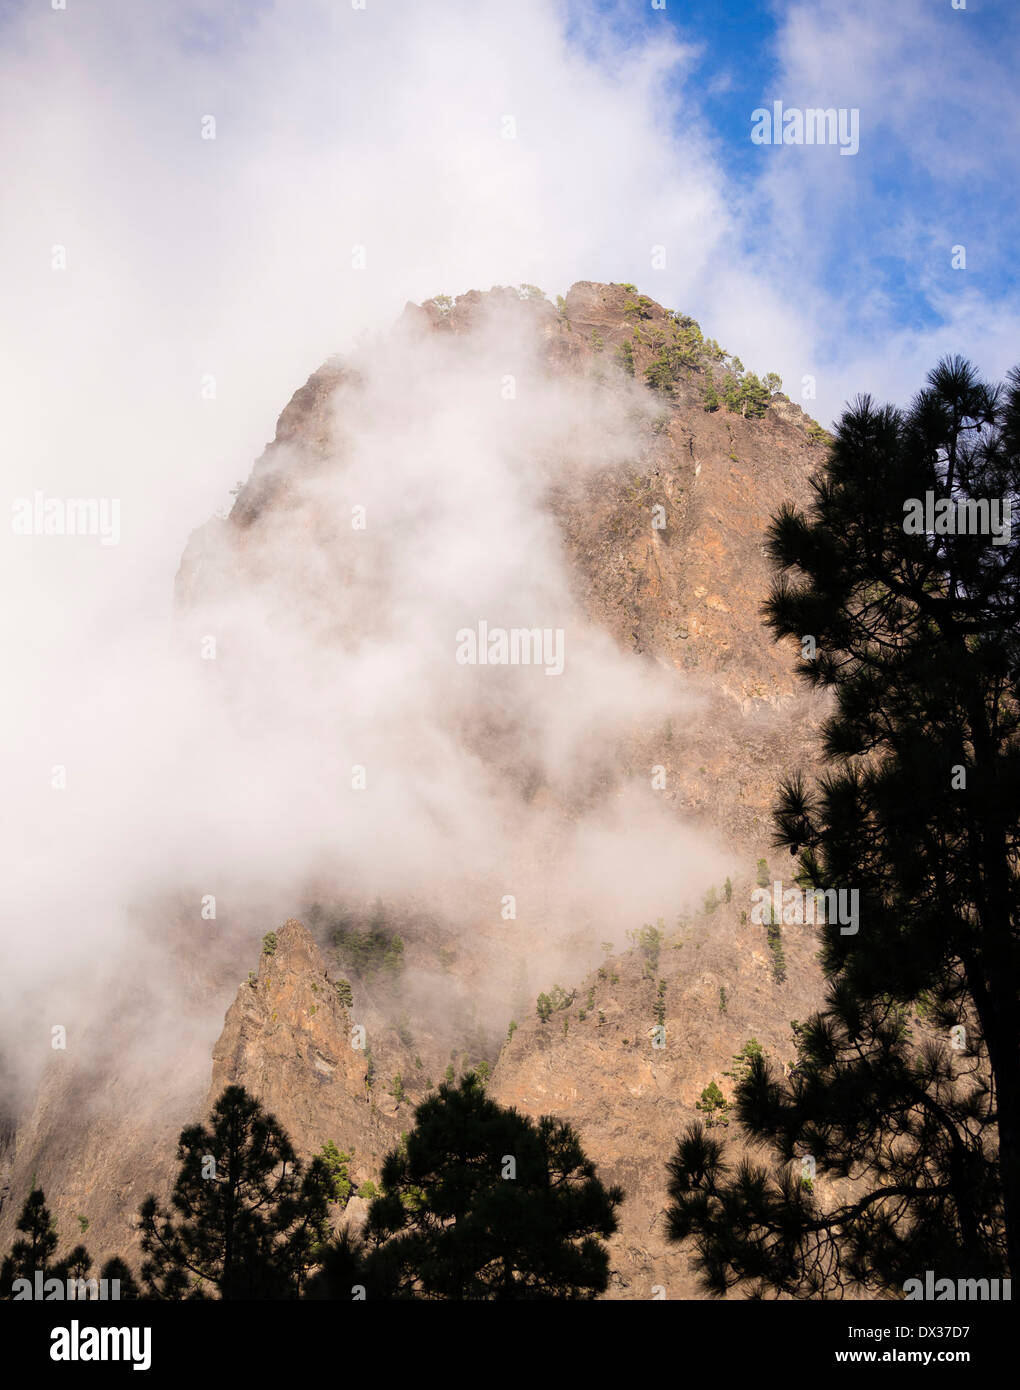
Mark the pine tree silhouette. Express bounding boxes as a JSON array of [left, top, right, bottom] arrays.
[[0, 1186, 94, 1298], [99, 1256, 140, 1299], [138, 1084, 332, 1299], [358, 1073, 623, 1299], [666, 358, 1020, 1294]]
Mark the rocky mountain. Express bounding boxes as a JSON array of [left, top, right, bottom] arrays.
[[1, 281, 833, 1297]]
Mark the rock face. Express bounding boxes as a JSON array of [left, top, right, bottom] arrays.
[[209, 920, 402, 1196], [489, 896, 822, 1299], [3, 283, 833, 1296]]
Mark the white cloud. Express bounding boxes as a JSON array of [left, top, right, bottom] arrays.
[[0, 0, 1014, 1101]]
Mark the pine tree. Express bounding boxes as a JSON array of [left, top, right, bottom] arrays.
[[0, 1186, 98, 1299], [695, 1081, 729, 1127], [1, 1188, 59, 1297], [303, 1227, 366, 1300], [99, 1256, 140, 1299], [740, 371, 772, 418], [765, 915, 787, 982], [360, 1074, 623, 1298], [666, 357, 1020, 1294], [138, 1085, 332, 1299], [319, 1141, 354, 1207]]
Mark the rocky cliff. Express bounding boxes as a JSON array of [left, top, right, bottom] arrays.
[[2, 282, 832, 1297]]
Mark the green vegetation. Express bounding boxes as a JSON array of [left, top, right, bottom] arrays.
[[756, 857, 770, 887], [765, 916, 787, 983], [327, 900, 405, 981], [694, 1081, 729, 1128], [536, 984, 576, 1022], [261, 932, 277, 957], [597, 296, 782, 416], [625, 295, 656, 320], [654, 980, 667, 1027], [644, 318, 705, 396], [711, 357, 783, 419], [735, 371, 773, 418], [334, 978, 353, 1009], [319, 1141, 354, 1207], [629, 921, 664, 979], [724, 1039, 765, 1088]]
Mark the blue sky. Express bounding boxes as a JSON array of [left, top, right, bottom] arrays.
[[614, 0, 1020, 383]]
